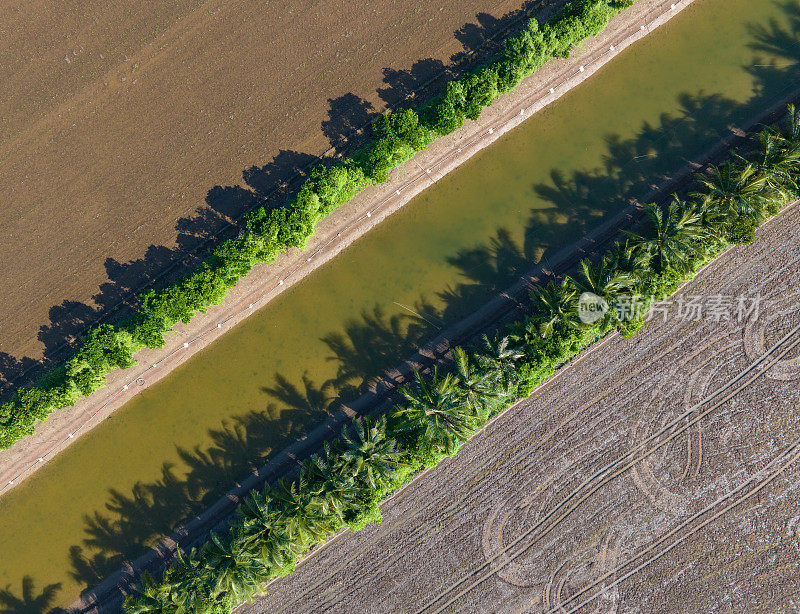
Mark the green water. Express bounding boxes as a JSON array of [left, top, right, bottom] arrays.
[[1, 0, 797, 608]]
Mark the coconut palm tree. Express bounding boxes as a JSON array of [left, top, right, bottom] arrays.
[[528, 279, 581, 337], [772, 104, 800, 147], [472, 333, 523, 391], [302, 449, 359, 519], [473, 333, 525, 394], [695, 161, 769, 222], [340, 415, 403, 490], [161, 548, 214, 614], [124, 572, 177, 614], [237, 492, 301, 569], [625, 200, 706, 273], [567, 257, 637, 325], [270, 477, 337, 544], [451, 346, 501, 415], [203, 531, 270, 604], [569, 258, 633, 302], [394, 368, 473, 451], [754, 128, 800, 202], [604, 240, 650, 284], [688, 191, 729, 235]]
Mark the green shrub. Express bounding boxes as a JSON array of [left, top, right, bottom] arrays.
[[724, 215, 759, 244], [422, 80, 468, 136]]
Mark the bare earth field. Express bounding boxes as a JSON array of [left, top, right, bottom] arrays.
[[242, 202, 800, 613], [0, 0, 534, 381]]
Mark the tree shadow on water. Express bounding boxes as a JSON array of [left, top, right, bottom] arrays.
[[748, 0, 800, 61], [320, 303, 441, 396], [0, 577, 63, 614], [60, 302, 437, 590]]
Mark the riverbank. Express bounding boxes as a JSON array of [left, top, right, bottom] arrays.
[[0, 0, 692, 495]]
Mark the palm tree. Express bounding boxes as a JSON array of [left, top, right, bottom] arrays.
[[302, 448, 359, 519], [203, 531, 270, 604], [394, 368, 473, 452], [270, 477, 337, 544], [569, 258, 633, 301], [528, 279, 581, 337], [451, 346, 500, 416], [124, 572, 177, 614], [340, 416, 403, 490], [689, 191, 729, 234], [472, 333, 523, 392], [695, 161, 769, 222], [604, 240, 649, 283], [625, 200, 706, 273], [568, 257, 637, 325], [754, 129, 800, 202], [162, 548, 214, 614], [237, 492, 301, 569], [771, 103, 800, 147]]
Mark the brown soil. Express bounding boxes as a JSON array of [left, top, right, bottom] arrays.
[[0, 0, 686, 497], [240, 203, 800, 614]]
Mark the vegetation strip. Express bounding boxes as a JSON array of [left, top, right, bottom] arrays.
[[0, 0, 644, 453], [122, 107, 800, 613]]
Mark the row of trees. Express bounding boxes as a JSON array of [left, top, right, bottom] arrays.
[[1, 0, 638, 450], [125, 108, 800, 613]]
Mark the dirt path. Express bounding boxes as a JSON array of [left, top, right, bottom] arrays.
[[239, 190, 800, 614], [0, 0, 691, 495]]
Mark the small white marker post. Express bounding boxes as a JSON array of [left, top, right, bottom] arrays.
[[248, 304, 253, 309], [549, 87, 555, 94], [217, 323, 222, 328], [610, 45, 615, 51], [579, 66, 585, 72], [183, 342, 189, 348], [279, 280, 284, 285], [123, 384, 129, 390], [488, 128, 494, 134], [366, 212, 371, 217], [68, 433, 74, 439], [396, 189, 401, 195], [38, 458, 44, 463]]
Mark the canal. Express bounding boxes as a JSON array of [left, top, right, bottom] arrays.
[[0, 0, 797, 607]]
